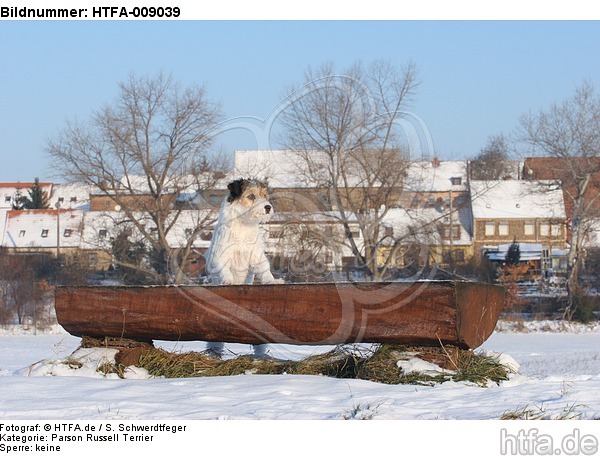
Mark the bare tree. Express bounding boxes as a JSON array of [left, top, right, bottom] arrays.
[[278, 60, 420, 281], [0, 252, 47, 326], [518, 81, 600, 319], [47, 72, 223, 284], [470, 134, 513, 180]]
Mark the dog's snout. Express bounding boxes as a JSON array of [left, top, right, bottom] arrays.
[[264, 204, 272, 214]]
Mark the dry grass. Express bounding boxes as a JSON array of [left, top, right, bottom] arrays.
[[130, 343, 512, 387], [500, 403, 585, 420], [96, 361, 128, 378]]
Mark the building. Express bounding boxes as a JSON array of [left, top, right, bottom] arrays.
[[0, 154, 571, 281], [0, 182, 53, 210], [49, 183, 95, 211], [470, 180, 567, 277], [1, 209, 83, 257]]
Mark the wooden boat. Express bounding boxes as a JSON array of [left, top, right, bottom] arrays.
[[54, 280, 504, 349]]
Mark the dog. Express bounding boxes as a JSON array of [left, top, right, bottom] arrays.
[[204, 178, 283, 285], [203, 178, 283, 357]]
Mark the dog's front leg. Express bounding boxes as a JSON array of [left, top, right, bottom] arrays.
[[211, 259, 235, 285], [253, 253, 284, 284]]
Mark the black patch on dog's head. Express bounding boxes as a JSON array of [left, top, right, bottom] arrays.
[[227, 179, 246, 202], [226, 178, 268, 203]]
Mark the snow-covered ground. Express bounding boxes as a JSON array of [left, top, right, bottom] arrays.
[[1, 321, 600, 422]]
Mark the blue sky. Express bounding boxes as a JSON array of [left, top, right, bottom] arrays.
[[1, 20, 599, 182]]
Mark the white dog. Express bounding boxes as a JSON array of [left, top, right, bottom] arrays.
[[204, 178, 283, 285], [203, 178, 283, 357]]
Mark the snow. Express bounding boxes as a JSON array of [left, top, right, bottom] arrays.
[[404, 160, 469, 193], [233, 152, 470, 193], [470, 180, 566, 219], [384, 205, 473, 246], [2, 209, 84, 249], [1, 322, 600, 456], [1, 321, 600, 423], [397, 357, 452, 375]]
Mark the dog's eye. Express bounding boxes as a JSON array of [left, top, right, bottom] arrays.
[[248, 194, 256, 201]]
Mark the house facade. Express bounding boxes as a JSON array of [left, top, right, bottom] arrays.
[[470, 180, 568, 276], [0, 154, 571, 281]]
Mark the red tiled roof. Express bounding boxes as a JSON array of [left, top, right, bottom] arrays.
[[523, 157, 600, 218], [0, 182, 53, 189]]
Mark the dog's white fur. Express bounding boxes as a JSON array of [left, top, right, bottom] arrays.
[[204, 179, 282, 285], [203, 179, 283, 358]]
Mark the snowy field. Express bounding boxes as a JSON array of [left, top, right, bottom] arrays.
[[1, 322, 600, 456], [1, 321, 600, 422]]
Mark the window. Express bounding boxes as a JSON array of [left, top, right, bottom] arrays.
[[524, 222, 535, 236], [441, 225, 460, 240], [58, 197, 64, 203], [19, 230, 26, 237], [427, 196, 436, 207], [551, 223, 561, 236], [41, 229, 49, 238], [484, 222, 495, 236], [540, 223, 550, 236], [498, 222, 509, 236], [5, 196, 11, 203], [444, 249, 465, 264], [63, 229, 72, 237], [443, 250, 453, 264], [450, 177, 462, 186], [88, 252, 98, 268], [98, 229, 108, 239], [104, 200, 111, 209], [70, 196, 77, 202]]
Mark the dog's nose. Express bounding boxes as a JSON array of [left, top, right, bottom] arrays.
[[264, 204, 272, 214]]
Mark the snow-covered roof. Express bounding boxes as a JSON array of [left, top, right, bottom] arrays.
[[80, 211, 120, 250], [0, 182, 53, 210], [235, 150, 456, 190], [121, 173, 230, 193], [470, 180, 566, 220], [383, 206, 473, 246], [486, 243, 545, 261], [2, 209, 83, 249], [80, 210, 217, 251], [165, 210, 216, 249], [49, 183, 95, 211], [234, 150, 318, 188], [404, 160, 469, 193]]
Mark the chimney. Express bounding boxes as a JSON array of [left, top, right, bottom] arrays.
[[432, 156, 440, 168]]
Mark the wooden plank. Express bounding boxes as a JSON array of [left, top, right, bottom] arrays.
[[54, 281, 504, 349]]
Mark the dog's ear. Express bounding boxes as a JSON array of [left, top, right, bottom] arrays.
[[227, 179, 246, 202]]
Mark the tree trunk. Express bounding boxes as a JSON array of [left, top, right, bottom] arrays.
[[55, 281, 504, 349]]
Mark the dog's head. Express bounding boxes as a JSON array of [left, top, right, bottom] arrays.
[[225, 178, 273, 223]]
